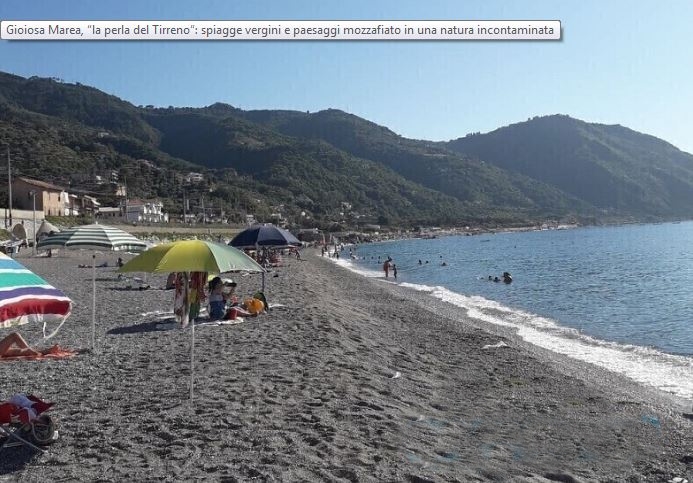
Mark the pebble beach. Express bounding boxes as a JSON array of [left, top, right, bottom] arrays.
[[1, 249, 691, 482]]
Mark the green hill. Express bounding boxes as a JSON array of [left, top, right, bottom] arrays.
[[233, 108, 592, 218], [0, 73, 475, 227], [446, 115, 693, 218], [2, 71, 692, 228]]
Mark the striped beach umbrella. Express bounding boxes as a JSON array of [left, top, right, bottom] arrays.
[[36, 223, 147, 351], [0, 252, 72, 336], [36, 223, 147, 252]]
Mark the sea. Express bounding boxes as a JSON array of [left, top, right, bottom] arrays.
[[333, 221, 693, 401]]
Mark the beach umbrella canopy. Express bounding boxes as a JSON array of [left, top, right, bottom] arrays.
[[35, 220, 60, 240], [36, 223, 147, 252], [0, 252, 72, 335], [11, 224, 28, 242], [229, 224, 301, 249], [118, 239, 264, 274]]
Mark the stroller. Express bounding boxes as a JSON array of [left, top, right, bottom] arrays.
[[0, 394, 58, 453]]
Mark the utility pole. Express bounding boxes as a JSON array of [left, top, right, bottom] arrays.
[[7, 145, 12, 227], [123, 175, 128, 223], [30, 190, 36, 255], [183, 190, 187, 224]]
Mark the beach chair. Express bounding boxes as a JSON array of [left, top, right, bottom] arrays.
[[0, 394, 58, 453]]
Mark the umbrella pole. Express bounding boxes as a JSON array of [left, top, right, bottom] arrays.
[[184, 272, 194, 403], [262, 271, 265, 292], [190, 310, 195, 403], [92, 253, 96, 352]]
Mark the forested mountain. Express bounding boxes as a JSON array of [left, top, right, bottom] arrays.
[[446, 115, 693, 218], [1, 71, 691, 228], [232, 108, 592, 218]]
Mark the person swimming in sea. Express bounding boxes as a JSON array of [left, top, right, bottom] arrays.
[[502, 272, 513, 284]]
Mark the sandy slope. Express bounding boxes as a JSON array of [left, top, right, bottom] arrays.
[[0, 249, 691, 482]]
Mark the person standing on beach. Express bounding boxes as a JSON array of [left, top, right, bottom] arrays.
[[392, 264, 397, 280], [383, 260, 390, 278]]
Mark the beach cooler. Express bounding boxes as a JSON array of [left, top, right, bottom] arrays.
[[0, 394, 59, 453]]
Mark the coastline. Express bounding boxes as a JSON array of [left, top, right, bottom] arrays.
[[333, 253, 693, 408], [1, 250, 691, 481]]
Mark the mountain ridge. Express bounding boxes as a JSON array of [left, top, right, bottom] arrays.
[[1, 71, 691, 228], [446, 114, 693, 218]]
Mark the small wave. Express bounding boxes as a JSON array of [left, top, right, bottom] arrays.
[[431, 284, 693, 400], [399, 282, 436, 292], [328, 256, 385, 278]]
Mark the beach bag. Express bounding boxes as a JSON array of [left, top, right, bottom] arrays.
[[253, 291, 268, 311], [244, 298, 265, 315]]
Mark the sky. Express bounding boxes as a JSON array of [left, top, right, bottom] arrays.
[[0, 0, 691, 152]]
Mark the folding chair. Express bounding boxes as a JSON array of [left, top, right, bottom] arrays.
[[0, 395, 58, 453]]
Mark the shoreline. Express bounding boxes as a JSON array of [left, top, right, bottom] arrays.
[[331, 252, 693, 404], [1, 250, 691, 481]]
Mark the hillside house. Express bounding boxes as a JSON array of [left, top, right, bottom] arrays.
[[185, 172, 204, 184], [125, 199, 168, 223], [12, 177, 65, 217], [99, 207, 122, 219], [12, 177, 102, 217]]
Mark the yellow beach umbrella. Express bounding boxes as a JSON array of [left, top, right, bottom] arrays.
[[118, 239, 263, 274], [118, 240, 263, 402]]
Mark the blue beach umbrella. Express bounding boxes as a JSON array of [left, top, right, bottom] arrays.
[[229, 224, 301, 249], [229, 224, 300, 292]]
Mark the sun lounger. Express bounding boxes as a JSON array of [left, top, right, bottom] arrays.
[[0, 394, 58, 453]]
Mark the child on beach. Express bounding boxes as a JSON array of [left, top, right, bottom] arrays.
[[392, 264, 397, 279], [208, 277, 228, 320]]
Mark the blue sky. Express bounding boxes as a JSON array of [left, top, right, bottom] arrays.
[[0, 0, 691, 152]]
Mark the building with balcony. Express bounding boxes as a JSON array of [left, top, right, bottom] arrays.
[[125, 199, 169, 223]]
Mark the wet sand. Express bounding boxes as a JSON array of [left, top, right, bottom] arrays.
[[1, 249, 691, 482]]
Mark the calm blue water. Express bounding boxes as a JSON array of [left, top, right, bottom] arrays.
[[337, 222, 693, 400]]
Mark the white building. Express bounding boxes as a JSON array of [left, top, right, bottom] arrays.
[[185, 172, 204, 184], [99, 207, 122, 219], [125, 199, 169, 223]]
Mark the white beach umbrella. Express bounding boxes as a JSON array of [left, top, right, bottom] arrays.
[[36, 224, 147, 350], [36, 223, 147, 252], [35, 219, 60, 241]]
